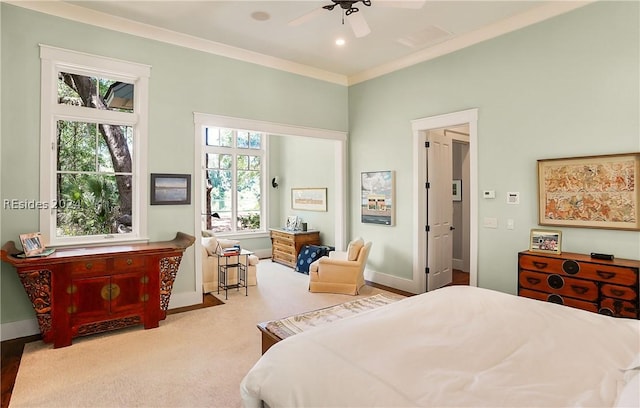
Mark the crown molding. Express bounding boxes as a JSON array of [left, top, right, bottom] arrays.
[[8, 0, 593, 87], [7, 0, 349, 86], [348, 1, 594, 85]]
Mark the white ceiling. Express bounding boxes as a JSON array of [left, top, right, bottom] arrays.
[[20, 1, 591, 84]]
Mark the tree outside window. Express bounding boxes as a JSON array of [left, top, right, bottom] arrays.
[[204, 128, 264, 233]]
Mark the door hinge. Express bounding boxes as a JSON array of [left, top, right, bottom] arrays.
[[425, 267, 430, 275], [425, 141, 430, 148], [425, 225, 430, 232], [425, 182, 430, 189]]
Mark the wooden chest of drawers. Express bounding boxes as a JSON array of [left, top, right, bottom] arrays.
[[270, 228, 320, 268], [518, 250, 640, 319]]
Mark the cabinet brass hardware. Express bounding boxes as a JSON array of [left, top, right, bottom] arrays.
[[100, 283, 121, 300], [140, 275, 149, 284], [66, 284, 77, 294], [67, 305, 77, 314], [85, 262, 93, 270], [140, 293, 149, 302], [126, 258, 133, 265]]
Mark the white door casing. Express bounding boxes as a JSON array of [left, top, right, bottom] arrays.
[[412, 109, 478, 293], [426, 131, 453, 290]]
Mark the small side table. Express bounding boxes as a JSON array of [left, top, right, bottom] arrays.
[[217, 249, 253, 300]]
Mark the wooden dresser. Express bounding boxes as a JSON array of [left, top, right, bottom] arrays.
[[1, 232, 195, 348], [518, 250, 639, 319], [269, 228, 320, 268]]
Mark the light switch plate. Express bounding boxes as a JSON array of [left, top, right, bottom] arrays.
[[506, 192, 520, 204], [483, 217, 498, 228]]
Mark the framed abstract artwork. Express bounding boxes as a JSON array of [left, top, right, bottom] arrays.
[[538, 153, 640, 230]]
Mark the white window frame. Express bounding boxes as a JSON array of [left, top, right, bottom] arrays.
[[39, 45, 151, 246], [202, 128, 267, 236]]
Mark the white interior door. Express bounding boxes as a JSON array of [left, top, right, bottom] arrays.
[[426, 130, 453, 290]]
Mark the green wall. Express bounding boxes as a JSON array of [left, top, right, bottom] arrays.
[[348, 1, 640, 293], [0, 4, 347, 325]]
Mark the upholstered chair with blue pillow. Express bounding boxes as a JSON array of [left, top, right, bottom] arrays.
[[308, 238, 372, 295]]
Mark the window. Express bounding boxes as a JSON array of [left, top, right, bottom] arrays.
[[203, 127, 264, 234], [40, 45, 150, 246]]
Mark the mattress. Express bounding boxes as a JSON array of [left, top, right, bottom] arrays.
[[240, 286, 640, 407]]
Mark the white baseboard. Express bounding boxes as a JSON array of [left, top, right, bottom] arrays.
[[1, 318, 40, 341], [364, 268, 420, 294], [453, 258, 463, 271], [168, 289, 202, 309]]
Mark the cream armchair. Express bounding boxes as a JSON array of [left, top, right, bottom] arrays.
[[309, 239, 372, 295], [201, 234, 258, 294]]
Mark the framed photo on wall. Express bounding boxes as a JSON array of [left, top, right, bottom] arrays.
[[150, 173, 191, 205]]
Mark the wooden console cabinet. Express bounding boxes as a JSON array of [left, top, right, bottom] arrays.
[[1, 232, 195, 348], [269, 228, 320, 268], [518, 250, 639, 319]]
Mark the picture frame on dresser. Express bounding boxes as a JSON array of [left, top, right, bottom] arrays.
[[529, 229, 562, 254], [537, 153, 640, 231]]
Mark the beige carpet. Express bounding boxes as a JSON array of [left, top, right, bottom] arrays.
[[10, 260, 396, 408]]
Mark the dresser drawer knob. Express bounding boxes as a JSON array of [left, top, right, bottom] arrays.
[[562, 260, 580, 275], [547, 274, 564, 289], [85, 262, 93, 270], [526, 277, 541, 285], [610, 288, 626, 297], [532, 261, 548, 269], [570, 285, 589, 295], [596, 270, 616, 280], [126, 258, 133, 265], [547, 294, 564, 305]]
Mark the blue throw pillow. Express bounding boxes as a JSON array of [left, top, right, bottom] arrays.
[[295, 245, 325, 274]]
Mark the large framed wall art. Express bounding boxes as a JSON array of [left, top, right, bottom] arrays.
[[361, 170, 395, 226], [538, 153, 640, 231]]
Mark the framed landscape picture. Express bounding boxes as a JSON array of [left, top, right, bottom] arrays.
[[538, 153, 640, 231], [150, 174, 191, 205]]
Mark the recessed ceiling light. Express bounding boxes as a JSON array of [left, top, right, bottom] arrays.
[[251, 11, 270, 21], [335, 38, 346, 46]]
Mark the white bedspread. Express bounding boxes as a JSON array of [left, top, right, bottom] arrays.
[[240, 286, 639, 407]]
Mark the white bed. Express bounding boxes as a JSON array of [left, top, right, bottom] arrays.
[[241, 286, 639, 407]]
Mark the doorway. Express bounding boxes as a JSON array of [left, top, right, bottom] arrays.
[[411, 109, 478, 293]]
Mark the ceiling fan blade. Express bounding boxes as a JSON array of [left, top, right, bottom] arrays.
[[288, 7, 325, 27], [346, 12, 371, 38], [377, 0, 426, 9]]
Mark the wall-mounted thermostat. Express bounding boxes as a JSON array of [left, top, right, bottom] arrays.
[[507, 192, 520, 204], [483, 190, 496, 199]]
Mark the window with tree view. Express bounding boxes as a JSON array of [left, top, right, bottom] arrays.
[[204, 128, 264, 234], [40, 46, 149, 245]]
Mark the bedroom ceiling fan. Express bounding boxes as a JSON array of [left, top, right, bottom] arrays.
[[289, 0, 426, 39]]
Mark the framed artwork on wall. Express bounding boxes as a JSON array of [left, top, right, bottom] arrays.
[[150, 173, 191, 205], [538, 153, 640, 231], [291, 188, 327, 212], [361, 170, 395, 226]]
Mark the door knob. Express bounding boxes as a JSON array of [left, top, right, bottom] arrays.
[[450, 226, 455, 230]]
